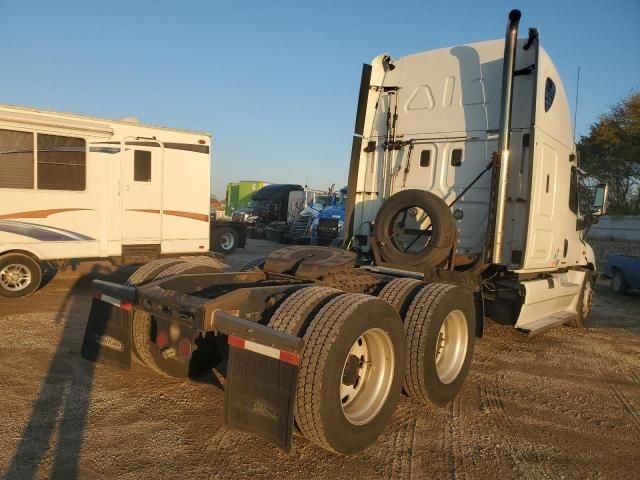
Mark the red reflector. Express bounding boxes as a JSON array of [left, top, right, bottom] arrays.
[[279, 350, 300, 366], [157, 330, 169, 349], [178, 338, 192, 359], [94, 292, 102, 300], [120, 302, 133, 311], [228, 335, 245, 349]]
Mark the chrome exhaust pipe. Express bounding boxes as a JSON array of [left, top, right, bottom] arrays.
[[493, 9, 521, 265]]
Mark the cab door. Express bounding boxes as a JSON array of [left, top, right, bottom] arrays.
[[521, 47, 577, 271], [121, 147, 162, 246]]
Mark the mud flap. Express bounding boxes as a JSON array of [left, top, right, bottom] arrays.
[[224, 347, 299, 452], [81, 298, 133, 369]]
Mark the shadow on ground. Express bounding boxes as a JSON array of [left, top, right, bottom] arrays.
[[3, 265, 130, 479]]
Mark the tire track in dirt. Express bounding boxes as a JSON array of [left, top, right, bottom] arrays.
[[593, 351, 640, 437], [199, 422, 230, 471], [375, 400, 420, 480], [444, 396, 467, 480], [196, 410, 284, 479], [477, 343, 551, 480], [375, 386, 470, 480]]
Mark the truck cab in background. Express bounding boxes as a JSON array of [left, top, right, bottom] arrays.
[[310, 186, 348, 246], [231, 183, 303, 238]]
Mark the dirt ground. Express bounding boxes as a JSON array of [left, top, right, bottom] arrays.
[[0, 240, 638, 479]]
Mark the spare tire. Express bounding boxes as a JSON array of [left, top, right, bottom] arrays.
[[373, 189, 456, 267]]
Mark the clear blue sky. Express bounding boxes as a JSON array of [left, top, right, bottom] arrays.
[[1, 0, 638, 198]]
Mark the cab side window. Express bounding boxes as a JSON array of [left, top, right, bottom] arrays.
[[569, 166, 578, 214], [544, 77, 556, 112]]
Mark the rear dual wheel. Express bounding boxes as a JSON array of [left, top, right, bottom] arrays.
[[380, 279, 475, 406], [403, 283, 475, 406], [127, 257, 223, 377], [268, 289, 405, 454]]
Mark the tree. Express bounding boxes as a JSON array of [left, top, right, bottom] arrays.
[[578, 92, 640, 214]]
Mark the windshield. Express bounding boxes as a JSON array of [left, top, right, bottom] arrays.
[[314, 195, 333, 208], [248, 199, 271, 209]]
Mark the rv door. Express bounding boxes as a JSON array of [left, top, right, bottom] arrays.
[[121, 146, 163, 247]]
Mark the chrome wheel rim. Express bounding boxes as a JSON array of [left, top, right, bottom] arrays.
[[340, 328, 395, 425], [0, 264, 32, 292], [435, 310, 468, 384], [220, 233, 235, 250]]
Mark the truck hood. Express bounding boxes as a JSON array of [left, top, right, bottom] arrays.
[[318, 205, 345, 221]]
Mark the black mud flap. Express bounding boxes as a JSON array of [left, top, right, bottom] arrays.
[[81, 298, 133, 370], [224, 346, 299, 452]]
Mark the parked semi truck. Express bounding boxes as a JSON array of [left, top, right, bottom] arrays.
[[310, 186, 347, 246], [224, 180, 268, 217], [81, 10, 608, 455], [231, 183, 303, 237]]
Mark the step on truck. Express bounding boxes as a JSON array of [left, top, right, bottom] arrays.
[[81, 10, 609, 454]]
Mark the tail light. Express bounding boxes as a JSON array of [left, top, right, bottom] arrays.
[[156, 330, 169, 349], [178, 338, 192, 359]]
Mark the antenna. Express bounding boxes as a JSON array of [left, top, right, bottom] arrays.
[[573, 66, 581, 144]]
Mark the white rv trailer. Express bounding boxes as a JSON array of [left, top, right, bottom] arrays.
[[0, 104, 213, 296]]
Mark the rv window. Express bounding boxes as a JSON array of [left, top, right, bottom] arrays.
[[37, 134, 86, 191], [544, 77, 556, 112], [0, 129, 34, 189], [134, 150, 152, 182]]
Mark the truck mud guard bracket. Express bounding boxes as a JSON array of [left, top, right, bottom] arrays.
[[81, 280, 136, 370], [214, 310, 304, 452]]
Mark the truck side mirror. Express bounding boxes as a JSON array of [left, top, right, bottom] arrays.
[[592, 184, 608, 216]]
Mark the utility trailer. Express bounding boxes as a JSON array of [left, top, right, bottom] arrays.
[[82, 10, 609, 454]]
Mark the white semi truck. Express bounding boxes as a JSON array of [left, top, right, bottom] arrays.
[[81, 10, 608, 455]]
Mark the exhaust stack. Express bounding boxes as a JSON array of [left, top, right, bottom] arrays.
[[492, 9, 521, 265]]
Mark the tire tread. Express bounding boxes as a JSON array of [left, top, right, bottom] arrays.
[[126, 258, 184, 286], [404, 283, 455, 403], [295, 293, 381, 452], [378, 278, 424, 314], [154, 262, 220, 280], [268, 286, 341, 334]]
